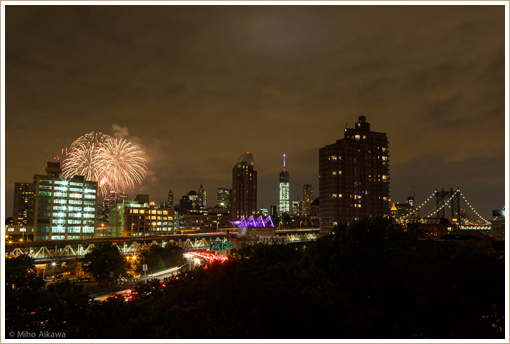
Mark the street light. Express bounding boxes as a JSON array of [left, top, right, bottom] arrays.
[[51, 262, 57, 276], [143, 255, 147, 284]]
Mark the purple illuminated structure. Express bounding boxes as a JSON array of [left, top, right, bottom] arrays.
[[230, 215, 275, 227], [230, 215, 275, 237]]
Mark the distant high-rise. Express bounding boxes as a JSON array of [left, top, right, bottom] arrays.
[[279, 154, 290, 216], [319, 116, 390, 231], [217, 187, 229, 208], [270, 204, 278, 217], [103, 192, 129, 221], [13, 182, 36, 226], [179, 195, 194, 213], [302, 184, 313, 217], [168, 190, 174, 206], [135, 194, 150, 204], [229, 152, 257, 220], [292, 201, 301, 216], [198, 183, 206, 207], [187, 190, 199, 209]]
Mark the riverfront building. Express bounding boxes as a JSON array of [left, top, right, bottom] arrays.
[[319, 116, 390, 232]]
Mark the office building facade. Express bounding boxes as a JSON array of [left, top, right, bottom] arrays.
[[319, 116, 390, 231], [108, 200, 175, 237], [33, 162, 98, 241], [217, 187, 229, 208]]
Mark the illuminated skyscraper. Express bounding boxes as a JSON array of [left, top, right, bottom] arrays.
[[302, 183, 313, 216], [319, 116, 389, 232], [279, 154, 290, 216], [229, 152, 257, 220]]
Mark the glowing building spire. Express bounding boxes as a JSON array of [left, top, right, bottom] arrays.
[[279, 154, 290, 216]]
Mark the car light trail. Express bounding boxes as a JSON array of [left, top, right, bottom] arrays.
[[187, 250, 230, 263]]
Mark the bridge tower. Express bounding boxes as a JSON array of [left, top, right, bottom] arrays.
[[435, 189, 447, 219], [450, 188, 460, 220], [435, 188, 461, 220]]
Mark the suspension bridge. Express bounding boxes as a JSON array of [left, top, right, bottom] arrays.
[[395, 188, 494, 230]]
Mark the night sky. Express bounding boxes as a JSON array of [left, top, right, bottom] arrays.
[[3, 4, 507, 221]]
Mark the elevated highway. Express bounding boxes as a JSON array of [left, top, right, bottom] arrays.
[[5, 228, 321, 262]]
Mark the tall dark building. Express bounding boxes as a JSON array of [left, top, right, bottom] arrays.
[[12, 182, 36, 226], [168, 189, 174, 207], [229, 152, 257, 220], [270, 204, 278, 217], [187, 190, 199, 208], [319, 116, 389, 232], [302, 183, 314, 217]]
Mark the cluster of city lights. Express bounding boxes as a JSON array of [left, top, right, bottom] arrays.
[[187, 251, 230, 263], [397, 191, 436, 221]]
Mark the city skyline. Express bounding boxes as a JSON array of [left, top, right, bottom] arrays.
[[3, 4, 507, 221]]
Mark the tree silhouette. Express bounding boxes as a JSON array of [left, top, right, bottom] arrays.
[[82, 241, 126, 286]]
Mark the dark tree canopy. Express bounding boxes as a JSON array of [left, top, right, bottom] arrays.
[[4, 219, 505, 339], [82, 241, 127, 285]]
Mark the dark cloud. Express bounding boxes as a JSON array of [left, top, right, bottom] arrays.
[[3, 4, 506, 220]]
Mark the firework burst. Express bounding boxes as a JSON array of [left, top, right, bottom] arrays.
[[61, 132, 147, 195]]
